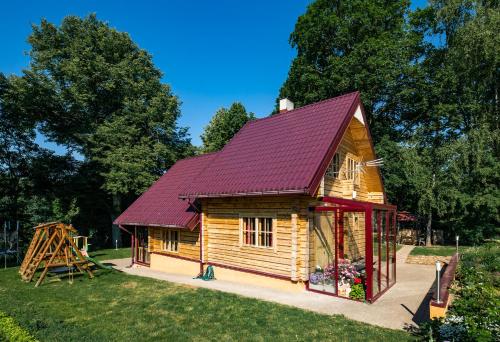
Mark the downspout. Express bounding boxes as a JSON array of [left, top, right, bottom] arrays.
[[118, 225, 134, 267], [199, 215, 204, 275]]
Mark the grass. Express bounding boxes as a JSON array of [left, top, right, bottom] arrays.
[[0, 267, 414, 341], [0, 310, 38, 341], [409, 245, 466, 257], [88, 247, 131, 261], [373, 243, 404, 259]]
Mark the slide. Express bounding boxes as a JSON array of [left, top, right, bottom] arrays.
[[85, 256, 113, 270]]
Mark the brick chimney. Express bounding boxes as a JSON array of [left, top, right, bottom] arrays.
[[279, 98, 294, 113]]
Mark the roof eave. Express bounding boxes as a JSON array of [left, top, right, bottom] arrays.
[[179, 188, 310, 200], [113, 222, 190, 230]]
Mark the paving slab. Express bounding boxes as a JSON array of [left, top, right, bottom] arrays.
[[104, 245, 435, 330]]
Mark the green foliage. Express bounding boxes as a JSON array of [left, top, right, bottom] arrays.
[[1, 14, 194, 248], [201, 102, 255, 153], [278, 0, 415, 140], [418, 243, 500, 341], [349, 284, 365, 301], [23, 14, 192, 196], [0, 311, 38, 342], [51, 198, 80, 224], [282, 0, 499, 243]]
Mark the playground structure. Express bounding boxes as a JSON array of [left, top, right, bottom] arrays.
[[19, 222, 95, 287], [1, 221, 20, 268], [73, 235, 89, 256]]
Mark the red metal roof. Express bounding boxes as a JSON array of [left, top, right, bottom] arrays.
[[114, 153, 216, 228], [180, 91, 361, 198], [397, 211, 418, 222]]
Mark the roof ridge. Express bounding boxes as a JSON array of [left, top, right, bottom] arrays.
[[246, 91, 360, 126], [175, 151, 219, 163]]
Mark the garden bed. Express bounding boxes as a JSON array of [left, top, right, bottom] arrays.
[[420, 243, 499, 341]]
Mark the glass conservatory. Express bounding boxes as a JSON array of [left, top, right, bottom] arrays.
[[308, 197, 397, 303]]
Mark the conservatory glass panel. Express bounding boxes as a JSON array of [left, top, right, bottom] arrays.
[[372, 211, 380, 297], [380, 212, 388, 292], [309, 211, 337, 294], [339, 212, 366, 299], [388, 211, 396, 286]]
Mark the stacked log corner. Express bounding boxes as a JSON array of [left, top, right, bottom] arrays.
[[19, 222, 94, 287]]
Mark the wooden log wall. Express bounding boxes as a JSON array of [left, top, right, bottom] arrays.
[[321, 116, 384, 203], [202, 196, 311, 281], [148, 227, 200, 261]]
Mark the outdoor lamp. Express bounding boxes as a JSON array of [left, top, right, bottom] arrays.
[[435, 261, 442, 303], [456, 235, 459, 254]]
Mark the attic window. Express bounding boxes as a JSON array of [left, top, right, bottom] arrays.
[[347, 157, 360, 185], [326, 153, 341, 178]]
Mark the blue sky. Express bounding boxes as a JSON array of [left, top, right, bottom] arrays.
[[0, 0, 428, 153]]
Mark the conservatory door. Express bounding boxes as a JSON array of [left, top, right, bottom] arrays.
[[372, 209, 397, 299], [135, 226, 150, 265], [309, 207, 367, 300], [309, 209, 338, 294]]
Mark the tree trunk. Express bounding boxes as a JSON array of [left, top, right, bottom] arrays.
[[426, 173, 435, 246], [426, 211, 432, 246], [111, 194, 123, 248]]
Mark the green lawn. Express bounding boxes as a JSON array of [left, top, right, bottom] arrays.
[[373, 243, 404, 259], [89, 247, 131, 261], [0, 267, 414, 341], [409, 245, 465, 256]]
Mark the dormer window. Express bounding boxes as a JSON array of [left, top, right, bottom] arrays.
[[326, 153, 341, 178], [347, 157, 360, 186]]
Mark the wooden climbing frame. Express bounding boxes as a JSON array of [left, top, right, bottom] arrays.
[[19, 222, 94, 287]]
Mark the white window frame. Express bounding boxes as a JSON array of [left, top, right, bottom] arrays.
[[326, 152, 341, 178], [239, 215, 277, 250], [346, 157, 360, 186], [161, 229, 180, 253]]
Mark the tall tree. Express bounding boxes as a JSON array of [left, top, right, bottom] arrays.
[[0, 73, 79, 230], [19, 15, 192, 245], [385, 0, 499, 244], [281, 0, 499, 244], [201, 102, 255, 153], [278, 0, 415, 141]]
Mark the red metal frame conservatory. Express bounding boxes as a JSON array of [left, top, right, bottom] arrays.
[[307, 197, 397, 303]]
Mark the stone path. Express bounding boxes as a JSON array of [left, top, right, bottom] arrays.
[[105, 245, 435, 330]]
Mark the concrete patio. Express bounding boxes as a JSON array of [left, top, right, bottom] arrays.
[[105, 245, 435, 330]]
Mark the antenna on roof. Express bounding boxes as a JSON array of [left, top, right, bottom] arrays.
[[356, 158, 384, 174]]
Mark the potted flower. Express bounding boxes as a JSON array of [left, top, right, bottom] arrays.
[[337, 259, 360, 297], [323, 263, 336, 293], [349, 277, 365, 300], [308, 266, 325, 291]]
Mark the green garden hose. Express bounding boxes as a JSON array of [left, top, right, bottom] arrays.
[[195, 265, 215, 281]]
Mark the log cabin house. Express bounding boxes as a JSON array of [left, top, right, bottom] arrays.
[[115, 91, 397, 302]]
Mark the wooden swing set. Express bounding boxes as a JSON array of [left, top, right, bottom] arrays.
[[19, 222, 94, 287]]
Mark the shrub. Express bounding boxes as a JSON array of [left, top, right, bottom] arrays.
[[0, 311, 38, 342], [349, 284, 365, 301], [416, 243, 499, 341]]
